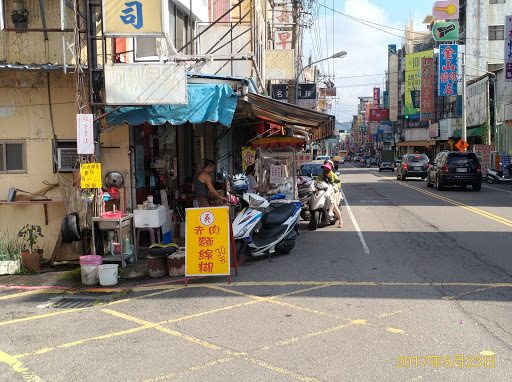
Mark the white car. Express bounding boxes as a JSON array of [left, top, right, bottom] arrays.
[[315, 155, 331, 162]]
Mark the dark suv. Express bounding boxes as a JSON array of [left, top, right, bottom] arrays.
[[396, 153, 429, 180], [426, 151, 482, 191]]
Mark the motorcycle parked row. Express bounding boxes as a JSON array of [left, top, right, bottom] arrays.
[[486, 163, 512, 184]]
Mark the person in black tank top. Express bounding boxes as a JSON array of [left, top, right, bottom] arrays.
[[192, 160, 228, 207]]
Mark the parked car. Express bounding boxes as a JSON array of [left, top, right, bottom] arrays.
[[301, 162, 325, 177], [379, 161, 395, 172], [396, 153, 429, 180], [315, 155, 331, 162], [426, 151, 482, 191]]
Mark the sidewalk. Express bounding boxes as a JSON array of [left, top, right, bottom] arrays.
[[0, 256, 191, 292]]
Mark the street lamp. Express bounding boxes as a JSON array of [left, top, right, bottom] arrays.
[[294, 51, 347, 105]]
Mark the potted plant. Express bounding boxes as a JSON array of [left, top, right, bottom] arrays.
[[0, 229, 24, 275], [18, 224, 44, 271]]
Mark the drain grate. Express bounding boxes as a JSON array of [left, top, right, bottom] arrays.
[[37, 295, 106, 309]]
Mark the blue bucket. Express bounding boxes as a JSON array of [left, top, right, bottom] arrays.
[[163, 231, 172, 245]]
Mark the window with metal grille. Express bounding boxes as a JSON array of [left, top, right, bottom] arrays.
[[0, 141, 26, 173], [489, 25, 504, 40]]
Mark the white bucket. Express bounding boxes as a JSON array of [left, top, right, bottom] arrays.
[[81, 264, 99, 285], [98, 264, 119, 286]]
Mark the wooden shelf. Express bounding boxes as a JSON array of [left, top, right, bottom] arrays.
[[0, 200, 64, 225]]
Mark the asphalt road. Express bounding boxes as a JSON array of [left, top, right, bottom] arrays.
[[1, 163, 511, 381]]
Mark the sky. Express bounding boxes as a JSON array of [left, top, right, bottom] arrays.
[[302, 0, 434, 123]]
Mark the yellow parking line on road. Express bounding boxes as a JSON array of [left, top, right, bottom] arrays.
[[441, 286, 499, 300], [15, 326, 149, 359], [142, 358, 236, 382], [390, 178, 512, 227], [0, 289, 54, 301], [244, 357, 324, 382], [0, 349, 43, 381]]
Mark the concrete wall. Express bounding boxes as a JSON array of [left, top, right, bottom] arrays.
[[0, 71, 77, 258], [0, 0, 76, 65]]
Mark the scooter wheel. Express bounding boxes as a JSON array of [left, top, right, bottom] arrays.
[[309, 210, 319, 231], [276, 239, 295, 254], [234, 240, 248, 260], [486, 177, 494, 184]]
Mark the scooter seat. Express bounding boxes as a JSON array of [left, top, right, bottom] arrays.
[[262, 203, 297, 225]]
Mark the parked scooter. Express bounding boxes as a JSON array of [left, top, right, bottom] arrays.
[[231, 175, 301, 259], [298, 175, 314, 221], [308, 179, 341, 231], [486, 163, 512, 184]]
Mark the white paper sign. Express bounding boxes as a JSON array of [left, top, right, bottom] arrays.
[[269, 164, 284, 184], [77, 114, 94, 154]]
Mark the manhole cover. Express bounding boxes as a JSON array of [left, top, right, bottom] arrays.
[[360, 199, 390, 205], [37, 295, 106, 309]]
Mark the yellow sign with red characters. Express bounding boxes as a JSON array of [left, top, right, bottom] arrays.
[[185, 207, 230, 277], [80, 163, 102, 189]]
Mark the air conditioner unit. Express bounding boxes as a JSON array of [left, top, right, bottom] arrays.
[[57, 147, 79, 172]]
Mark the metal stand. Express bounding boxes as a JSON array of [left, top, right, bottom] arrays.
[[91, 214, 137, 267]]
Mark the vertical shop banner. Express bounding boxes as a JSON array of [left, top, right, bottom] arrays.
[[241, 146, 256, 171], [388, 53, 399, 122], [273, 4, 293, 25], [275, 31, 293, 50], [473, 144, 491, 176], [388, 44, 397, 55], [297, 83, 317, 108], [80, 163, 102, 189], [271, 84, 289, 102], [501, 155, 511, 176], [466, 76, 489, 126], [439, 44, 458, 96], [185, 207, 230, 277], [373, 88, 380, 107], [76, 114, 94, 154], [135, 145, 145, 187], [429, 123, 438, 138], [505, 16, 512, 81], [420, 58, 434, 121], [405, 50, 434, 118]]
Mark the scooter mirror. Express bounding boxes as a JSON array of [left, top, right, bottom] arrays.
[[334, 179, 341, 183]]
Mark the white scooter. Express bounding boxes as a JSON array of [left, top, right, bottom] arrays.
[[486, 163, 512, 184], [232, 193, 301, 260], [308, 179, 341, 231]]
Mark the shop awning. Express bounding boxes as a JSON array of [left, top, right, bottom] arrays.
[[396, 140, 436, 147], [106, 84, 239, 127], [245, 93, 335, 141]]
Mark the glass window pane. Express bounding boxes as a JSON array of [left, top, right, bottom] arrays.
[[168, 1, 176, 47], [0, 144, 4, 171], [135, 37, 157, 58], [6, 143, 23, 171]]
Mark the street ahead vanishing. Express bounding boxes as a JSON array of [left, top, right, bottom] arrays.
[[1, 163, 511, 382]]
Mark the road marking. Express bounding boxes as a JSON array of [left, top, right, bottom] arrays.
[[441, 286, 498, 300], [0, 349, 43, 381], [245, 357, 324, 382], [142, 358, 236, 382], [483, 185, 512, 194], [340, 186, 370, 254], [387, 328, 405, 335], [392, 179, 512, 227], [15, 326, 149, 359], [0, 289, 60, 300]]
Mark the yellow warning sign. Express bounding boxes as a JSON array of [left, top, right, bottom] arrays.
[[80, 163, 102, 189], [455, 138, 469, 152]]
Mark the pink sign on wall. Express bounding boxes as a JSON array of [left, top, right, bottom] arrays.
[[421, 58, 434, 121], [432, 1, 459, 20]]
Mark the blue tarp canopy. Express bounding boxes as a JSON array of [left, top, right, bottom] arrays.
[[106, 84, 238, 127]]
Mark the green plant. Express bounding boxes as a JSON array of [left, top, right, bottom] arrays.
[[17, 224, 44, 254], [481, 122, 489, 145], [0, 228, 24, 262]]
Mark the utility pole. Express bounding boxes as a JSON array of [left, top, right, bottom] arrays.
[[461, 52, 467, 142], [288, 0, 301, 105]]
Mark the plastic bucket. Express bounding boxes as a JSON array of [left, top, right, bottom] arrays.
[[163, 231, 172, 244], [81, 264, 99, 285], [79, 255, 103, 266], [98, 264, 119, 286]]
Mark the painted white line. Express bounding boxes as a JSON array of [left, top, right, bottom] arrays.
[[340, 187, 370, 255], [482, 185, 512, 194]]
